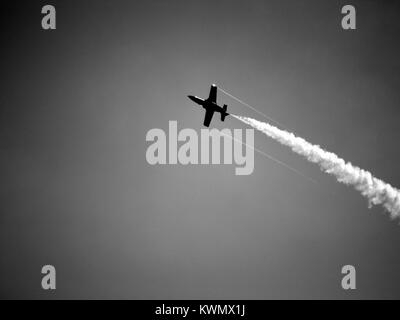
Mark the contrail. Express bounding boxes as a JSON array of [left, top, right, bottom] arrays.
[[218, 86, 289, 130], [219, 131, 319, 185], [232, 114, 400, 220]]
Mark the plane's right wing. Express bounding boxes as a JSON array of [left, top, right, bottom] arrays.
[[203, 109, 214, 127], [208, 85, 217, 103]]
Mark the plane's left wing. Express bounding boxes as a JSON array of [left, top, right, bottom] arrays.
[[203, 109, 214, 127]]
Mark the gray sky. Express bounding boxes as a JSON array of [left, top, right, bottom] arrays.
[[1, 0, 400, 299]]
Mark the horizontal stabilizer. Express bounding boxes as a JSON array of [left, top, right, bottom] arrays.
[[221, 104, 228, 121]]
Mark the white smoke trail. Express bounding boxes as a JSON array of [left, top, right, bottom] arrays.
[[233, 114, 400, 220]]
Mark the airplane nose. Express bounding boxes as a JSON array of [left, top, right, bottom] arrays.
[[188, 95, 203, 105]]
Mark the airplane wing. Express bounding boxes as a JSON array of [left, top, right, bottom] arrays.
[[208, 85, 217, 103], [203, 109, 214, 127]]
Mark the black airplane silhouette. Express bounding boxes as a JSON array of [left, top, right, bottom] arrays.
[[188, 84, 229, 127]]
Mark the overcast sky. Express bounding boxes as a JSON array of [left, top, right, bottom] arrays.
[[1, 0, 400, 299]]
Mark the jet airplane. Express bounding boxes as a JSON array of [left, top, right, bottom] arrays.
[[188, 84, 229, 127]]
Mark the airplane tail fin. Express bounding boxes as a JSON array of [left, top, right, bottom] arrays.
[[221, 105, 228, 121]]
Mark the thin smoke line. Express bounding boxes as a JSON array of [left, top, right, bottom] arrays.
[[220, 129, 318, 185], [217, 86, 289, 130]]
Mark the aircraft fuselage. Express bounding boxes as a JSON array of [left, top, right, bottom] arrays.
[[188, 96, 220, 112]]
